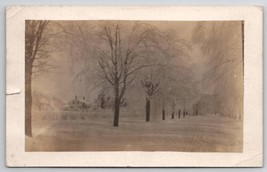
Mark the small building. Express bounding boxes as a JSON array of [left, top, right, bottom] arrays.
[[193, 94, 220, 115], [64, 96, 90, 111]]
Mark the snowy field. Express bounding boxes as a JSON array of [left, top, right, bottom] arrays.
[[26, 111, 243, 152]]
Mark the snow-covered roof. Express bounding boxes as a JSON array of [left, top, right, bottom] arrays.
[[78, 99, 90, 104], [69, 98, 90, 105]]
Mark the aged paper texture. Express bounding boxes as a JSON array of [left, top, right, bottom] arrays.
[[6, 6, 262, 167]]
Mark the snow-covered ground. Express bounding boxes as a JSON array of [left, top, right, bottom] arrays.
[[26, 112, 243, 152]]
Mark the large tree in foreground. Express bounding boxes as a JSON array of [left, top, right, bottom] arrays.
[[25, 20, 50, 137], [95, 22, 167, 126], [63, 21, 194, 125]]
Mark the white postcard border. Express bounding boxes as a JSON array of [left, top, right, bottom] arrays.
[[6, 6, 263, 167]]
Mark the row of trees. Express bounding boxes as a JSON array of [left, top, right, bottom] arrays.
[[25, 21, 195, 136], [162, 109, 199, 120], [60, 21, 195, 127], [25, 20, 243, 136]]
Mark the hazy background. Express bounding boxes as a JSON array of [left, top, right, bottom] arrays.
[[31, 20, 243, 120], [2, 0, 266, 171], [33, 21, 197, 101]]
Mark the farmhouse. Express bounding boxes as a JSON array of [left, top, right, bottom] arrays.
[[64, 96, 90, 111]]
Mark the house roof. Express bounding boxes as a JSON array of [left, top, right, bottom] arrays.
[[77, 99, 90, 104], [70, 98, 90, 105]]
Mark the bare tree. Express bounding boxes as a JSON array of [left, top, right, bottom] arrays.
[[62, 21, 194, 125], [141, 73, 160, 122], [25, 20, 50, 137], [156, 51, 193, 121], [138, 27, 194, 121], [95, 22, 165, 126]]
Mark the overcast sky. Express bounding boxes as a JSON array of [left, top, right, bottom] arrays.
[[32, 21, 242, 105]]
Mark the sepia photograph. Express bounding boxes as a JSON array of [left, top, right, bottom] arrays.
[[25, 20, 244, 152], [6, 6, 262, 167]]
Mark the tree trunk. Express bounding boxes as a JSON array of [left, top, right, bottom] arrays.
[[162, 109, 165, 120], [113, 94, 120, 127], [171, 111, 174, 119], [100, 95, 105, 109], [162, 98, 165, 120], [25, 66, 32, 137], [171, 104, 175, 119], [145, 97, 150, 122]]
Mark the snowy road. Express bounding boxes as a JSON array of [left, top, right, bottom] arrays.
[[26, 115, 242, 152]]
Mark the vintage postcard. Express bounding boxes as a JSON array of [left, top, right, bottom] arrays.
[[6, 6, 263, 167]]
